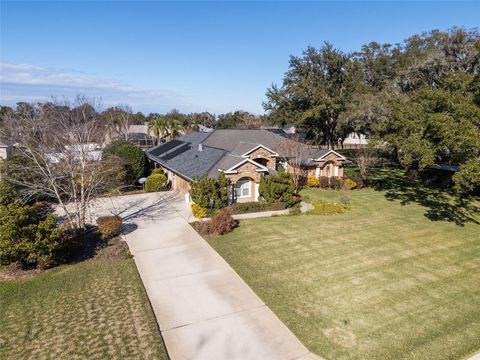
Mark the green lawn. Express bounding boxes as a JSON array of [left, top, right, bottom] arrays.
[[209, 175, 480, 360], [0, 246, 168, 360]]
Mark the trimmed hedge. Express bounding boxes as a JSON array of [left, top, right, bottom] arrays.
[[228, 201, 286, 215]]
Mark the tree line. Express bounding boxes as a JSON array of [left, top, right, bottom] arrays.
[[264, 27, 480, 194]]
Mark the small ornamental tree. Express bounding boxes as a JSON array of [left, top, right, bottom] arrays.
[[189, 173, 231, 209], [258, 168, 297, 207], [103, 141, 148, 184]]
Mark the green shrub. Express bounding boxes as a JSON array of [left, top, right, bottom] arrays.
[[96, 216, 123, 240], [0, 203, 62, 268], [189, 173, 230, 209], [0, 180, 17, 205], [307, 176, 320, 187], [228, 201, 286, 215], [344, 178, 358, 190], [151, 167, 165, 176], [209, 208, 236, 236], [307, 200, 350, 215], [191, 203, 208, 218], [258, 169, 297, 207], [145, 173, 168, 192], [103, 141, 148, 184], [344, 165, 361, 177]]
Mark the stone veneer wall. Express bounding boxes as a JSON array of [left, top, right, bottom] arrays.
[[245, 147, 276, 169]]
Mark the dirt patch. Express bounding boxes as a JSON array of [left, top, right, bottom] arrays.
[[0, 264, 43, 281]]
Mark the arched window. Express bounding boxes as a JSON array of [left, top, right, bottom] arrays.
[[235, 178, 251, 198]]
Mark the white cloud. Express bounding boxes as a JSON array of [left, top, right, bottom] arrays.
[[0, 61, 200, 112]]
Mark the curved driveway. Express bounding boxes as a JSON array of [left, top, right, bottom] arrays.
[[90, 192, 322, 360]]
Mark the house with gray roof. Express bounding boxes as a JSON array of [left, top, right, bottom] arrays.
[[147, 129, 346, 202]]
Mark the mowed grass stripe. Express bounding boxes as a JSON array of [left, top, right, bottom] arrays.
[[209, 187, 480, 360]]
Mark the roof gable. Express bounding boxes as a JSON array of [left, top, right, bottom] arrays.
[[314, 149, 346, 161], [242, 144, 279, 157], [223, 158, 269, 174]]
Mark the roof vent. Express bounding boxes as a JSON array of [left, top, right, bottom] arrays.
[[198, 143, 203, 152]]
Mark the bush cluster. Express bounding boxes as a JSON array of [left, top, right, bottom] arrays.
[[0, 203, 62, 268], [145, 173, 168, 192], [307, 176, 320, 187], [191, 208, 237, 237], [310, 176, 366, 190], [307, 200, 351, 215], [228, 201, 286, 215], [209, 208, 237, 236], [103, 141, 148, 184], [190, 173, 230, 209], [191, 203, 208, 218], [96, 216, 123, 240], [258, 169, 297, 207]]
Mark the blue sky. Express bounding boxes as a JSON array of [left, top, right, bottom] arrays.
[[1, 1, 479, 114]]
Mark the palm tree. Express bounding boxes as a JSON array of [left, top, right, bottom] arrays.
[[166, 119, 181, 140], [148, 118, 168, 144]]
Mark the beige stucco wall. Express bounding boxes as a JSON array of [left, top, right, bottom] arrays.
[[174, 175, 190, 194]]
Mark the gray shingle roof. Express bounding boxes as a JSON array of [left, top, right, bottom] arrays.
[[146, 135, 225, 180], [147, 130, 345, 180], [202, 129, 288, 152]]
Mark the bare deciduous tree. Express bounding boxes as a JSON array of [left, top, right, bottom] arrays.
[[102, 105, 134, 142], [354, 146, 378, 180], [4, 97, 122, 229], [274, 134, 309, 193]]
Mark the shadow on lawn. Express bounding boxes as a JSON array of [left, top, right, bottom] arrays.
[[371, 169, 479, 226]]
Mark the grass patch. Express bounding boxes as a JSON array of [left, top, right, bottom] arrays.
[[209, 176, 480, 360], [0, 241, 168, 360]]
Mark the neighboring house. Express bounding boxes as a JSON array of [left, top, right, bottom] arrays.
[[147, 129, 346, 202], [46, 143, 103, 163], [342, 132, 369, 145], [115, 125, 155, 148], [0, 142, 13, 161], [197, 124, 214, 133]]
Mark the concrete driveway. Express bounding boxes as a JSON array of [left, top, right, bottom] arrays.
[[90, 192, 321, 360]]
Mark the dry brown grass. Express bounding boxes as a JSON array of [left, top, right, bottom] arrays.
[[0, 242, 167, 359]]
